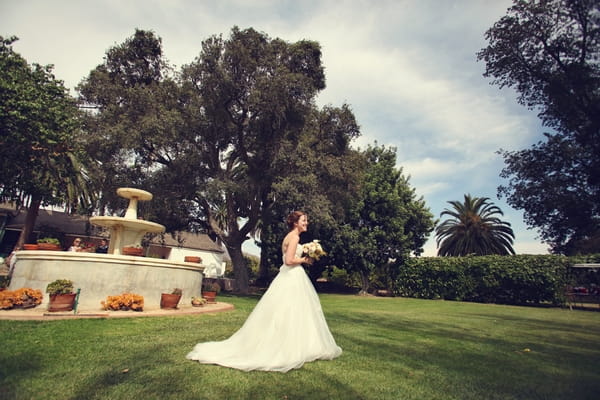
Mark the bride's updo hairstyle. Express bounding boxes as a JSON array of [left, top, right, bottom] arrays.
[[286, 211, 306, 230]]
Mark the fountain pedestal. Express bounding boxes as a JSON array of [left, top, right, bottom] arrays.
[[90, 188, 165, 255]]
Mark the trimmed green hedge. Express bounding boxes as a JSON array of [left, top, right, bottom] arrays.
[[395, 254, 600, 305]]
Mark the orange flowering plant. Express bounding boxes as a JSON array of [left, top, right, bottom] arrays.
[[101, 293, 144, 311], [0, 288, 43, 309]]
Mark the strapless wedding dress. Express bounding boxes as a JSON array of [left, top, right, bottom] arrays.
[[186, 244, 342, 372]]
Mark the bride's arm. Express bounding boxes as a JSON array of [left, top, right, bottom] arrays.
[[284, 235, 310, 266]]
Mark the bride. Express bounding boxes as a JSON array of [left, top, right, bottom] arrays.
[[186, 211, 342, 372]]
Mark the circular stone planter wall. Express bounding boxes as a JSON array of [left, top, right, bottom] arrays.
[[9, 251, 205, 311]]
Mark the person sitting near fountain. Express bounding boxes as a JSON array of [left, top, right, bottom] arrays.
[[68, 238, 85, 252], [95, 239, 109, 254]]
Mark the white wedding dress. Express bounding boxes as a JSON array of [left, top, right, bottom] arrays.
[[186, 244, 342, 372]]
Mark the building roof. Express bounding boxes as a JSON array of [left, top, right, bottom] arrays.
[[147, 232, 224, 253], [1, 206, 224, 253]]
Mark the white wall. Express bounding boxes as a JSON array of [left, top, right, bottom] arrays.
[[167, 248, 224, 276], [11, 251, 205, 310]]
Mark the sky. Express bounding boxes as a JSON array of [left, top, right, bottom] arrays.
[[0, 0, 551, 256]]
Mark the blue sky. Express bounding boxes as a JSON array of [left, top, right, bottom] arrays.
[[1, 0, 550, 256]]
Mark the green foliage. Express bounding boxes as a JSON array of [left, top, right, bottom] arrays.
[[0, 36, 90, 206], [77, 27, 355, 293], [243, 254, 261, 280], [436, 194, 515, 256], [478, 0, 600, 254], [35, 224, 66, 245], [202, 281, 221, 294], [255, 105, 363, 284], [0, 36, 94, 248], [36, 237, 60, 245], [45, 279, 74, 295], [331, 145, 435, 294], [322, 266, 361, 291], [395, 254, 575, 305]]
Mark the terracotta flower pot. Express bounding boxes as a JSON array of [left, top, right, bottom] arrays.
[[37, 243, 61, 251], [23, 244, 39, 250], [122, 247, 144, 256], [203, 291, 217, 304], [184, 256, 202, 263], [160, 293, 181, 309], [48, 293, 77, 312]]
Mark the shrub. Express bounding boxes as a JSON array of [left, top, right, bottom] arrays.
[[395, 254, 574, 305], [202, 281, 221, 294]]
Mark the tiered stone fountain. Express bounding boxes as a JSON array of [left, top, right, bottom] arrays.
[[9, 188, 205, 311], [90, 188, 165, 255]]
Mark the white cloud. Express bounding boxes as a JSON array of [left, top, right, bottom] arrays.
[[0, 0, 550, 255]]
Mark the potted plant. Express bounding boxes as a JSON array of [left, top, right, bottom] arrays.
[[46, 279, 77, 312], [191, 296, 207, 307], [122, 244, 144, 256], [202, 281, 221, 304], [160, 288, 182, 309], [37, 237, 62, 251], [22, 243, 39, 250]]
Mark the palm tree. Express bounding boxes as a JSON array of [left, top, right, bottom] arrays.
[[435, 194, 515, 256]]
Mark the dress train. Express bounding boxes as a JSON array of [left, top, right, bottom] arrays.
[[186, 245, 342, 372]]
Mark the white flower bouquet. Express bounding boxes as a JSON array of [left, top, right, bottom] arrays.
[[302, 240, 326, 261]]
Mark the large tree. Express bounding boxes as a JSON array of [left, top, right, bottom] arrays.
[[477, 0, 600, 254], [254, 104, 363, 285], [0, 36, 92, 249], [332, 145, 435, 294], [435, 194, 515, 256], [78, 28, 341, 293], [77, 29, 181, 215]]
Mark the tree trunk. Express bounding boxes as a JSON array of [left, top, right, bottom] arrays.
[[15, 195, 42, 251], [228, 244, 249, 294], [359, 271, 370, 296]]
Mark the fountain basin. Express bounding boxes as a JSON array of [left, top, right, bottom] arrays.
[[9, 251, 205, 311]]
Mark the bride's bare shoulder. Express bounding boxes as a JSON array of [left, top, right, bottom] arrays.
[[282, 232, 298, 251]]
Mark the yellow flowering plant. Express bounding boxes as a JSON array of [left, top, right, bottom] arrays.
[[0, 288, 43, 309], [101, 293, 144, 311]]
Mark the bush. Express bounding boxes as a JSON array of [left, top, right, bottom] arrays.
[[395, 254, 576, 305], [202, 281, 221, 294]]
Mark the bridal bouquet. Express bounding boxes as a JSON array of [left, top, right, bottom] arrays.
[[302, 240, 326, 261]]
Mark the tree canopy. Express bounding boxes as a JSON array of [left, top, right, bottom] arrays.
[[477, 0, 600, 254], [0, 36, 92, 248], [253, 104, 363, 285], [331, 145, 435, 294], [435, 194, 515, 257], [77, 28, 360, 292]]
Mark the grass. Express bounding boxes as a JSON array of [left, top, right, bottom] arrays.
[[0, 294, 599, 400]]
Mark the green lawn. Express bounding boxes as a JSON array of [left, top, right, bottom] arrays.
[[1, 294, 599, 400]]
